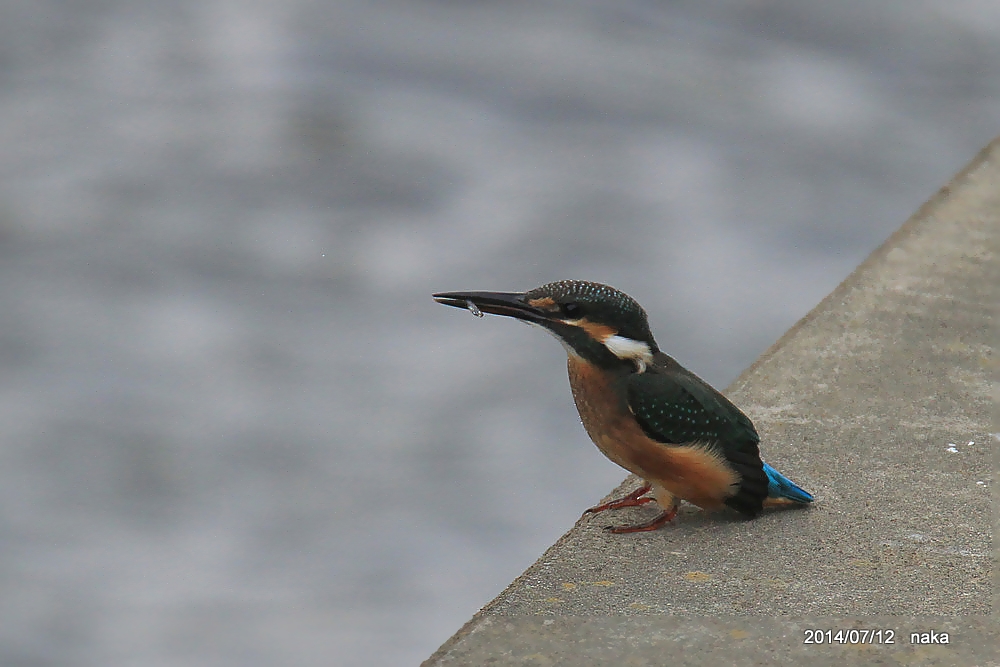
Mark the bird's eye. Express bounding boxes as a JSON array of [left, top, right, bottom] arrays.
[[562, 302, 582, 318]]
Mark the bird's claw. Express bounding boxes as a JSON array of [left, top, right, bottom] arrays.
[[584, 483, 653, 514], [603, 507, 678, 534]]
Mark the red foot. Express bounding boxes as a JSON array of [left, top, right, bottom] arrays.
[[584, 483, 653, 514], [605, 506, 678, 534]]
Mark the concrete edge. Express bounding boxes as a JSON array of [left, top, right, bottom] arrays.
[[734, 135, 1000, 392], [421, 137, 1000, 666]]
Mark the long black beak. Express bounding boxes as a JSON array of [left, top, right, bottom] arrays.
[[432, 290, 547, 323]]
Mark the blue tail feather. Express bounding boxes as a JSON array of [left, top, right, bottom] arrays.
[[762, 462, 813, 503]]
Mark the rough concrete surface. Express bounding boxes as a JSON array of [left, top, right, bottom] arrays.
[[424, 138, 999, 665]]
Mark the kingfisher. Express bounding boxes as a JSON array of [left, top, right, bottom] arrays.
[[433, 280, 813, 533]]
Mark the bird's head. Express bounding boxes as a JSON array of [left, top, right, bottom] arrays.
[[433, 280, 658, 372]]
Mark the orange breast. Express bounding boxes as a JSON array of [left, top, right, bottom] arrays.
[[566, 356, 739, 510]]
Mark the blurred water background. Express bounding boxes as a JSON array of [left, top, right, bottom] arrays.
[[0, 1, 997, 665]]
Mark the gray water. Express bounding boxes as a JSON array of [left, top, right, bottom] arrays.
[[0, 1, 997, 665]]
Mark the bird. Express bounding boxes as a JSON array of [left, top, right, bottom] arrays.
[[433, 280, 813, 533]]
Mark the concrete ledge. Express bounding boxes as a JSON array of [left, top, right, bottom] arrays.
[[424, 138, 998, 665]]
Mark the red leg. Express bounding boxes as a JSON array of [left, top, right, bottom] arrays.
[[605, 504, 679, 534], [584, 483, 653, 514]]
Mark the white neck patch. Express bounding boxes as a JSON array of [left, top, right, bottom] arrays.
[[602, 335, 653, 373]]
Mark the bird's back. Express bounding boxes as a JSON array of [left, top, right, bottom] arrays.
[[566, 352, 768, 516], [625, 352, 770, 517]]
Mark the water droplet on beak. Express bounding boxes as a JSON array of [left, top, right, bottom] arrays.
[[466, 300, 484, 318]]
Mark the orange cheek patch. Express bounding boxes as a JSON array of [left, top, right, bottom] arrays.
[[527, 296, 557, 309], [577, 319, 616, 342]]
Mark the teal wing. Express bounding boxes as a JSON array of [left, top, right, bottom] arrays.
[[626, 360, 768, 516], [626, 364, 758, 446]]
